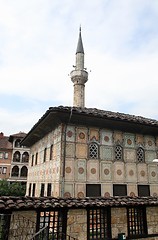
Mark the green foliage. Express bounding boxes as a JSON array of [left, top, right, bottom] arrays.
[[0, 180, 26, 196]]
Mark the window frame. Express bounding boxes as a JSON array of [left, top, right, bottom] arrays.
[[127, 206, 147, 238], [137, 147, 145, 163], [40, 183, 45, 197], [88, 142, 99, 159], [47, 183, 52, 197], [115, 144, 123, 161], [2, 167, 7, 174], [113, 184, 127, 196], [43, 148, 47, 162], [36, 209, 67, 240], [32, 183, 36, 197], [87, 207, 111, 240], [86, 184, 101, 197], [50, 144, 53, 160], [138, 185, 150, 197]]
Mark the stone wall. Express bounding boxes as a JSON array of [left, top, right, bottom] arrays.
[[111, 207, 127, 239], [9, 211, 37, 240], [67, 209, 87, 240]]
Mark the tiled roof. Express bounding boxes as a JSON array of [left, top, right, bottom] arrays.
[[21, 106, 158, 146], [9, 132, 27, 143], [0, 196, 158, 211], [56, 106, 158, 126], [0, 136, 12, 149]]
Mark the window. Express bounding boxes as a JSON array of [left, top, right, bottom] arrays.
[[86, 184, 101, 197], [89, 143, 99, 159], [2, 167, 7, 174], [137, 147, 145, 163], [13, 151, 20, 162], [113, 184, 127, 196], [0, 214, 11, 239], [87, 208, 111, 240], [28, 183, 31, 196], [37, 210, 67, 240], [44, 148, 47, 162], [115, 145, 123, 161], [15, 139, 21, 148], [22, 152, 29, 162], [127, 207, 147, 238], [32, 183, 36, 197], [0, 167, 2, 174], [50, 144, 53, 160], [11, 166, 19, 177], [4, 152, 8, 159], [47, 183, 52, 196], [138, 185, 150, 197], [40, 183, 45, 197], [31, 155, 34, 166], [0, 152, 3, 158], [20, 166, 28, 177], [35, 152, 38, 165]]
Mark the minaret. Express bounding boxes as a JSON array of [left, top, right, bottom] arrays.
[[70, 27, 88, 108]]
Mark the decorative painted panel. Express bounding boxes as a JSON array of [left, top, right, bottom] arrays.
[[102, 183, 112, 197], [64, 183, 74, 197], [113, 131, 123, 144], [65, 160, 74, 181], [87, 160, 99, 182], [148, 165, 158, 183], [137, 164, 148, 183], [66, 126, 75, 142], [89, 128, 100, 142], [125, 163, 137, 182], [100, 162, 112, 181], [100, 146, 113, 160], [76, 144, 87, 158], [124, 133, 135, 148], [75, 183, 85, 198], [127, 184, 137, 197], [66, 143, 75, 158], [100, 130, 113, 146], [76, 127, 88, 143], [150, 184, 158, 197], [75, 159, 86, 181], [136, 134, 144, 146], [124, 149, 136, 163], [144, 136, 156, 150], [113, 162, 125, 182], [145, 151, 156, 163]]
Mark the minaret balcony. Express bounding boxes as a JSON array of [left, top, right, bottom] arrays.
[[70, 70, 88, 84]]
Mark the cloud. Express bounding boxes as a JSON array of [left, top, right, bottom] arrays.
[[0, 0, 158, 135]]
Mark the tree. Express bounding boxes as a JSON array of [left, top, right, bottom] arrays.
[[0, 180, 26, 196]]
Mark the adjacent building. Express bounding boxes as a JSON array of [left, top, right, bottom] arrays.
[[0, 132, 30, 184], [0, 132, 12, 180], [8, 132, 30, 185]]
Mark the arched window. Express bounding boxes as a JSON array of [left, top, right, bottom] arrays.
[[15, 139, 21, 148], [22, 152, 29, 162], [89, 143, 99, 159], [20, 166, 28, 177], [115, 145, 123, 161], [13, 151, 20, 162], [137, 147, 145, 163], [11, 166, 19, 177]]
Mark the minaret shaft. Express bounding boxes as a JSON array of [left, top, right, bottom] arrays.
[[70, 28, 88, 108]]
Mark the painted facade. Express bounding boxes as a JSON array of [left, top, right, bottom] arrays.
[[26, 122, 158, 198]]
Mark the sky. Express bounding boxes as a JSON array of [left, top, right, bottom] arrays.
[[0, 0, 158, 136]]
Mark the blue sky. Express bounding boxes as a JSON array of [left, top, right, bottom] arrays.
[[0, 0, 158, 136]]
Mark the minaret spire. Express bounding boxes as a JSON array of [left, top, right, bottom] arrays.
[[70, 27, 88, 108]]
